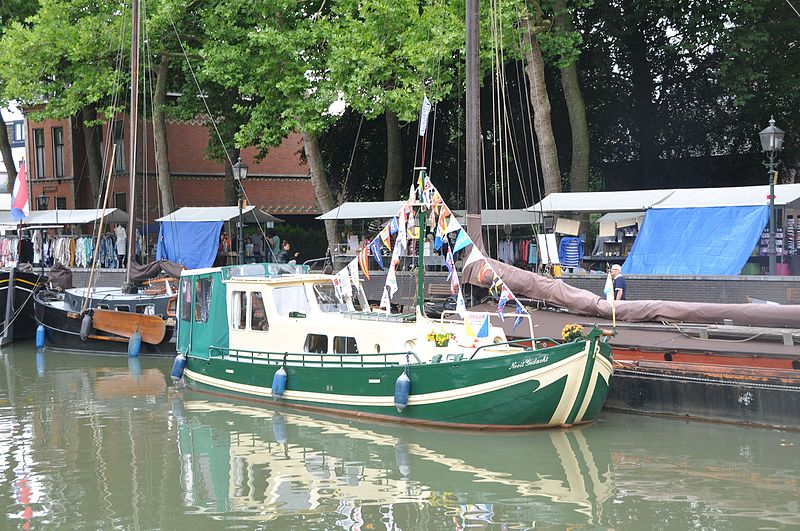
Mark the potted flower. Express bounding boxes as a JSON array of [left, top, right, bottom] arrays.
[[427, 328, 455, 347], [561, 323, 584, 342]]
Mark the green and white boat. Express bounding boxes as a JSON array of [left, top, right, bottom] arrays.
[[175, 262, 613, 430]]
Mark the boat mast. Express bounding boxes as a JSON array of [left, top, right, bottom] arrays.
[[125, 0, 140, 288], [465, 0, 482, 249]]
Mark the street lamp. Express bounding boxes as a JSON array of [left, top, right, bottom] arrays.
[[36, 195, 49, 211], [232, 156, 249, 265], [759, 117, 785, 276]]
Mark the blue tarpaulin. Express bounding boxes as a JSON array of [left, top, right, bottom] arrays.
[[156, 220, 223, 269], [623, 206, 769, 275]]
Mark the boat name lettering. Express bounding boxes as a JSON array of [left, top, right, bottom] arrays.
[[510, 356, 549, 370]]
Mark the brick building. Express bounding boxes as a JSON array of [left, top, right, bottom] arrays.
[[23, 109, 319, 225]]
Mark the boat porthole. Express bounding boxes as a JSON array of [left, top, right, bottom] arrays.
[[72, 299, 78, 309], [375, 344, 381, 353], [793, 360, 800, 370], [664, 353, 673, 361], [493, 336, 503, 344]]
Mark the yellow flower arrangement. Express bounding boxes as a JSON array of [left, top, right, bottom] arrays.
[[561, 323, 584, 342], [427, 328, 455, 346]]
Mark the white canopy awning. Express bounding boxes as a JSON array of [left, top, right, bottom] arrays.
[[0, 208, 130, 226], [530, 183, 800, 214], [596, 211, 645, 227], [317, 201, 405, 220], [529, 189, 674, 213], [157, 206, 282, 223], [651, 183, 800, 209], [319, 201, 542, 226]]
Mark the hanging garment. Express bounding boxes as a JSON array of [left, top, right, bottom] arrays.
[[558, 237, 583, 268]]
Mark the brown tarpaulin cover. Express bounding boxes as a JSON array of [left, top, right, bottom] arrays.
[[465, 258, 800, 328], [130, 260, 184, 282], [48, 261, 73, 291]]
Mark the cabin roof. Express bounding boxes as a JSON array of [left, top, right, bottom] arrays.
[[224, 273, 333, 286]]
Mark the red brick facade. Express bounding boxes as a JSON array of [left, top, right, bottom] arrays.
[[24, 110, 319, 223]]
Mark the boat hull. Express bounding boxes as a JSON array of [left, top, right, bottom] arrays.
[[606, 361, 800, 431], [34, 288, 175, 356], [184, 339, 613, 429], [1, 269, 47, 342]]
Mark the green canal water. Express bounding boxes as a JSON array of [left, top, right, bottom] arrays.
[[1, 341, 799, 530]]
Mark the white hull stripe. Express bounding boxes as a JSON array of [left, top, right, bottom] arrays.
[[185, 347, 609, 409]]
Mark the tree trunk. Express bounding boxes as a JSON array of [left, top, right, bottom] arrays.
[[153, 54, 175, 216], [554, 0, 589, 194], [384, 109, 402, 200], [81, 105, 104, 206], [523, 20, 562, 196], [0, 113, 16, 192], [301, 130, 338, 255]]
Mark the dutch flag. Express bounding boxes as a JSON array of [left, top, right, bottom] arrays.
[[10, 160, 29, 221]]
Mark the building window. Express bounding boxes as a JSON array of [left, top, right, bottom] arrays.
[[113, 120, 125, 171], [56, 197, 67, 210], [14, 122, 23, 142], [114, 192, 126, 210], [34, 128, 45, 178], [53, 127, 64, 178]]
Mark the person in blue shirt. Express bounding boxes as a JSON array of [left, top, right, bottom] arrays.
[[611, 264, 627, 300]]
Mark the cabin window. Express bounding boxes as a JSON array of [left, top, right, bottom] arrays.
[[115, 305, 130, 312], [231, 291, 247, 330], [97, 304, 109, 310], [304, 334, 328, 354], [195, 277, 213, 323], [136, 304, 154, 315], [333, 336, 358, 354], [313, 283, 346, 313], [273, 286, 310, 317], [250, 292, 269, 331], [180, 278, 192, 321]]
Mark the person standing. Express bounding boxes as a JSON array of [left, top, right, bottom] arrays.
[[252, 232, 264, 262], [611, 264, 627, 300], [114, 224, 127, 268]]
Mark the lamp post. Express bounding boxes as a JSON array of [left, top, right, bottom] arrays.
[[759, 117, 785, 276], [232, 156, 249, 265]]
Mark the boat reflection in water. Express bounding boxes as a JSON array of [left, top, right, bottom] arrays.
[[172, 392, 615, 528]]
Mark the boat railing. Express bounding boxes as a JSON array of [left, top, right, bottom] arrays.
[[207, 345, 422, 367], [439, 310, 535, 338]]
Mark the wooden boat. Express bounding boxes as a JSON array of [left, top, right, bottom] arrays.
[[32, 0, 177, 355], [176, 262, 613, 429], [0, 267, 47, 345]]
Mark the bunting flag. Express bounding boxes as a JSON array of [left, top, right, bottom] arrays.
[[464, 246, 484, 268], [380, 286, 391, 313], [396, 207, 407, 254], [489, 274, 504, 299], [445, 215, 462, 235], [385, 258, 399, 297], [418, 95, 432, 136], [456, 289, 467, 316], [389, 216, 399, 235], [358, 246, 371, 280], [379, 224, 392, 251], [497, 285, 512, 321], [333, 267, 352, 303], [348, 258, 360, 287], [408, 182, 417, 205], [512, 300, 526, 332], [444, 246, 455, 280], [464, 314, 477, 338], [10, 160, 29, 221], [434, 208, 451, 250], [452, 229, 472, 254], [477, 260, 493, 282], [369, 237, 385, 270], [422, 174, 434, 206], [477, 315, 490, 338]]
